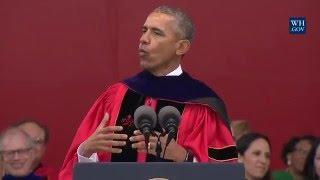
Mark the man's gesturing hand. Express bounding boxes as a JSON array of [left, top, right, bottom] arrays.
[[80, 113, 128, 157], [130, 130, 187, 162]]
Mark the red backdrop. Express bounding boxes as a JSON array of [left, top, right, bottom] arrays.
[[1, 0, 319, 172]]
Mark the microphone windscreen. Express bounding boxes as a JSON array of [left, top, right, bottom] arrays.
[[134, 105, 157, 129], [158, 106, 181, 129]]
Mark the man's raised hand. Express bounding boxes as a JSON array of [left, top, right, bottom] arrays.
[[80, 113, 128, 157]]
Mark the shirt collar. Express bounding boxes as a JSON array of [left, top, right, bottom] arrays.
[[166, 65, 182, 76]]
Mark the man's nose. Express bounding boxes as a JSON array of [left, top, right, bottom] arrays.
[[139, 32, 150, 44], [12, 152, 21, 160]]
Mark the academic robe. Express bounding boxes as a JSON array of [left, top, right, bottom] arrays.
[[2, 173, 42, 180], [2, 164, 56, 180], [34, 164, 57, 180], [59, 71, 237, 180]]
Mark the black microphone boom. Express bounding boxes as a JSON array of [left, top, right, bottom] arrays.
[[158, 106, 181, 146], [134, 105, 157, 148]]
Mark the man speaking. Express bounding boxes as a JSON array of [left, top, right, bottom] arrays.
[[59, 6, 237, 180]]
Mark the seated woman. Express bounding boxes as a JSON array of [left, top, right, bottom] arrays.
[[237, 132, 272, 180], [273, 135, 315, 180], [303, 138, 320, 180]]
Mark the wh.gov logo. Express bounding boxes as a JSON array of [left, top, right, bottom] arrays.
[[289, 17, 306, 34]]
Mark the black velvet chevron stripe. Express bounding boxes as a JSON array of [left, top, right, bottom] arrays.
[[208, 146, 238, 161], [111, 89, 145, 162], [110, 88, 186, 162]]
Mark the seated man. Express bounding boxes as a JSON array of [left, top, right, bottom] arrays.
[[0, 158, 4, 178], [14, 119, 57, 179], [0, 127, 43, 179]]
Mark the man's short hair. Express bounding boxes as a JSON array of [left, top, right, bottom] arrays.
[[13, 118, 50, 144], [0, 127, 35, 151], [231, 120, 251, 140], [153, 6, 195, 42]]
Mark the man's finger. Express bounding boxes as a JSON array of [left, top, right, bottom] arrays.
[[102, 126, 123, 132], [133, 130, 142, 135], [129, 133, 158, 143], [129, 134, 145, 142], [99, 133, 128, 140], [96, 133, 128, 141], [111, 133, 128, 140], [108, 147, 123, 154], [97, 113, 110, 129], [98, 126, 123, 134], [96, 140, 127, 147], [131, 141, 147, 149]]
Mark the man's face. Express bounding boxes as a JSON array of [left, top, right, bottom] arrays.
[[1, 133, 35, 177], [19, 123, 46, 164], [139, 12, 182, 75]]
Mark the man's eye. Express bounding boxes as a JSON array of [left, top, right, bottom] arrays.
[[154, 31, 162, 36]]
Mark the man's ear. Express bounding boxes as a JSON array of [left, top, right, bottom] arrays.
[[176, 39, 191, 56], [238, 153, 244, 163]]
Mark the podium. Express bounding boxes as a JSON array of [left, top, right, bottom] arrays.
[[74, 162, 244, 180]]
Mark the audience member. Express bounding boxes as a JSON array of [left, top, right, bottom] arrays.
[[237, 132, 272, 180], [273, 135, 316, 180], [304, 138, 320, 180], [0, 127, 40, 179], [14, 119, 57, 179], [231, 120, 251, 141], [0, 158, 4, 178]]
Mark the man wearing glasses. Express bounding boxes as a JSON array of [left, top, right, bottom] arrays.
[[0, 127, 37, 179], [15, 119, 57, 179]]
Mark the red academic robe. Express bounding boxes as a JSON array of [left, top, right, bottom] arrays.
[[59, 82, 236, 180]]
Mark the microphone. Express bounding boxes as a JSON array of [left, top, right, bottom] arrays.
[[158, 106, 181, 146], [134, 105, 157, 149]]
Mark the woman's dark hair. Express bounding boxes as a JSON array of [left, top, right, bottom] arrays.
[[237, 132, 271, 155], [236, 132, 272, 180], [281, 137, 301, 165], [281, 135, 316, 165], [303, 138, 320, 180]]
